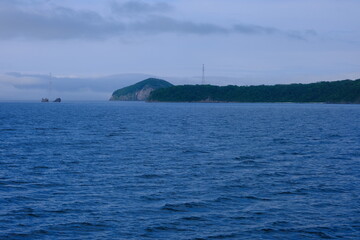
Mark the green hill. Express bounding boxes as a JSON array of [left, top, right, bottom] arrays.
[[110, 78, 173, 101], [148, 79, 360, 103]]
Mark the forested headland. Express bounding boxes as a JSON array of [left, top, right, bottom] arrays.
[[148, 79, 360, 103]]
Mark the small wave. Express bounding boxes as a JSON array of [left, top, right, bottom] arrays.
[[240, 160, 257, 164], [253, 211, 266, 215], [3, 196, 38, 203], [145, 225, 187, 232], [272, 138, 291, 144], [257, 226, 336, 239], [140, 195, 165, 201], [1, 233, 32, 239], [212, 196, 233, 202], [106, 132, 125, 137], [327, 156, 351, 160], [304, 231, 334, 239], [25, 213, 42, 218], [221, 184, 248, 190], [9, 180, 30, 184], [277, 188, 309, 195], [279, 151, 305, 156], [193, 232, 238, 239], [230, 216, 250, 220], [257, 172, 287, 177], [182, 149, 210, 154], [181, 216, 207, 221], [162, 205, 187, 212], [241, 195, 271, 201], [0, 128, 17, 131], [10, 207, 34, 213], [44, 208, 86, 214], [270, 220, 290, 226], [276, 191, 294, 195], [32, 165, 50, 169], [7, 208, 42, 219], [151, 131, 163, 134], [291, 227, 335, 239], [327, 134, 342, 138], [138, 173, 164, 179], [49, 221, 110, 232], [29, 182, 62, 188], [234, 155, 261, 160], [161, 201, 206, 212]]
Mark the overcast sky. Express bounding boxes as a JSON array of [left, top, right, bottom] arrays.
[[0, 0, 359, 100]]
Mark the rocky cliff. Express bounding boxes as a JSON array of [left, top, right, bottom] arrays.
[[110, 78, 173, 101]]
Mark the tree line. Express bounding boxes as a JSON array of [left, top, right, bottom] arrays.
[[148, 79, 360, 103]]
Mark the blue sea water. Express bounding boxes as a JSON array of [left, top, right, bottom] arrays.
[[0, 101, 359, 240]]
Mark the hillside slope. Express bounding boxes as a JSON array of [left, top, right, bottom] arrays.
[[110, 78, 173, 101]]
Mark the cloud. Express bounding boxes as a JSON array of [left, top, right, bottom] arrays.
[[111, 0, 172, 15], [0, 0, 314, 40], [233, 24, 316, 40], [0, 4, 125, 40], [130, 16, 228, 34], [0, 2, 227, 39]]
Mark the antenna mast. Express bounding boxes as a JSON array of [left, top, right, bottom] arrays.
[[49, 72, 52, 100], [201, 64, 205, 85]]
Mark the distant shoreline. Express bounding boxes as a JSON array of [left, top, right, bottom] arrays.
[[148, 79, 360, 104], [146, 100, 358, 104]]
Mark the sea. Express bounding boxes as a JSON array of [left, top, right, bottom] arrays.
[[0, 101, 359, 240]]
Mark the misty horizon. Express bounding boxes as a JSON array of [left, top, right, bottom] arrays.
[[1, 71, 359, 101]]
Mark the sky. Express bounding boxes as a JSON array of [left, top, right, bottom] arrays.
[[0, 0, 359, 100]]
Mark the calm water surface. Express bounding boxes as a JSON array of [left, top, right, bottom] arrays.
[[0, 102, 359, 239]]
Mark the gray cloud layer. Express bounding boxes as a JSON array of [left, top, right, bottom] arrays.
[[111, 0, 172, 15], [0, 0, 314, 40], [233, 24, 316, 40], [0, 4, 125, 40]]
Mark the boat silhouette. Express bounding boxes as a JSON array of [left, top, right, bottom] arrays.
[[41, 73, 61, 102]]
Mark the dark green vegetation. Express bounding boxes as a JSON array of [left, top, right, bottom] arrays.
[[148, 79, 360, 103], [110, 78, 173, 101]]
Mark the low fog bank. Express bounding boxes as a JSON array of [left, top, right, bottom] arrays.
[[0, 73, 154, 101]]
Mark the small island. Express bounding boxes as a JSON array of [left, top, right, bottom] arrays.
[[110, 78, 360, 104]]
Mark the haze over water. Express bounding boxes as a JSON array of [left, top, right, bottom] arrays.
[[0, 102, 359, 239]]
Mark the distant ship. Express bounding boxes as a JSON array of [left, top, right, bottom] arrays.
[[41, 73, 61, 102], [41, 97, 61, 102]]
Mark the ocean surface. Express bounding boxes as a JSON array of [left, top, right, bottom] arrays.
[[0, 102, 359, 240]]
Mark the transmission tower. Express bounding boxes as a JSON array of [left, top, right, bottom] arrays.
[[201, 64, 205, 85], [49, 72, 53, 99]]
